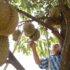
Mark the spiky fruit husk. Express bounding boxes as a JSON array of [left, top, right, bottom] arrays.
[[13, 30, 21, 41], [0, 0, 10, 33], [0, 0, 18, 36], [30, 29, 40, 41], [23, 22, 35, 37], [0, 36, 9, 66], [6, 5, 18, 35], [49, 7, 60, 17]]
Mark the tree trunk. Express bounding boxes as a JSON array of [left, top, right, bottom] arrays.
[[60, 9, 70, 70]]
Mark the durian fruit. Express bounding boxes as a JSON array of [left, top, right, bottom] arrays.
[[0, 0, 10, 35], [48, 7, 60, 17], [0, 0, 18, 36], [23, 22, 36, 37], [0, 36, 9, 66], [13, 29, 21, 41], [6, 5, 18, 35], [30, 29, 40, 41]]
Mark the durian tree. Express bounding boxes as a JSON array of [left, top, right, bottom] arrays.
[[0, 0, 70, 70]]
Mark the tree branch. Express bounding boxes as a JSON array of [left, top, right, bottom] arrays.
[[7, 51, 25, 70], [17, 8, 61, 26], [16, 8, 61, 40]]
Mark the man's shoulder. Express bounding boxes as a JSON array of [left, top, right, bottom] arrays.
[[50, 54, 61, 61], [50, 54, 61, 58], [50, 54, 61, 57]]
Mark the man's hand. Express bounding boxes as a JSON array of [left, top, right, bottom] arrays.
[[28, 40, 36, 49]]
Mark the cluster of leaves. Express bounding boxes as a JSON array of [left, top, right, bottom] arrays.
[[10, 0, 59, 18]]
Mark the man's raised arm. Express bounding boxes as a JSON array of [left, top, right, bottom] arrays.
[[29, 41, 41, 64]]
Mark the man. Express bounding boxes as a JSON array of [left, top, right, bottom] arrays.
[[29, 41, 61, 70]]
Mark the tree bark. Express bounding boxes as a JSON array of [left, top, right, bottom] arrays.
[[60, 9, 70, 70], [60, 23, 70, 70]]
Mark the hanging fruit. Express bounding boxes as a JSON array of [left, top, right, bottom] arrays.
[[13, 29, 21, 41], [48, 6, 60, 17], [23, 22, 36, 37], [0, 0, 18, 36]]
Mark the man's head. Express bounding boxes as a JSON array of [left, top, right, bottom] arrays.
[[53, 44, 61, 55]]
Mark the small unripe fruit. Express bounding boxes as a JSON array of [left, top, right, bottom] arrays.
[[13, 30, 21, 41], [23, 22, 35, 37]]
